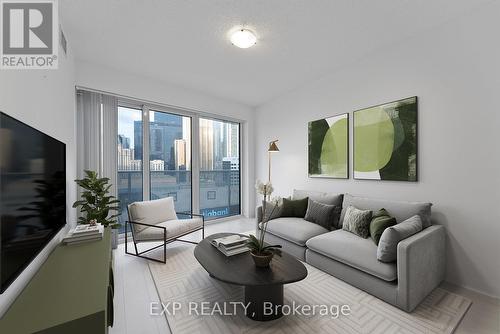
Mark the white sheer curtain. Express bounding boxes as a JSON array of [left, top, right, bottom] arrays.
[[102, 94, 118, 197], [76, 90, 118, 198]]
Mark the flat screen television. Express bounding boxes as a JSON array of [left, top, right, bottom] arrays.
[[0, 112, 66, 294]]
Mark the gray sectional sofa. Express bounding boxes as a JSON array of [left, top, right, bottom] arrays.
[[256, 190, 446, 312]]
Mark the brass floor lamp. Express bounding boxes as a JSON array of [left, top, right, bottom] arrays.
[[268, 140, 279, 182]]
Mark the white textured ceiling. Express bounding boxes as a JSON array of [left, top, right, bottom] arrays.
[[61, 0, 492, 107]]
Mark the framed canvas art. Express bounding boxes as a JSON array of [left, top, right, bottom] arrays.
[[353, 96, 418, 181], [308, 113, 348, 178]]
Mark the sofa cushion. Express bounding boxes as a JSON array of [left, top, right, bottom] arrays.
[[306, 230, 397, 281], [293, 189, 343, 206], [128, 197, 178, 233], [293, 189, 343, 228], [340, 194, 432, 228], [134, 218, 202, 242], [260, 217, 329, 246]]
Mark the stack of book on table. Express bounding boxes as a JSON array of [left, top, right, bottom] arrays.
[[211, 235, 249, 256], [63, 224, 104, 245]]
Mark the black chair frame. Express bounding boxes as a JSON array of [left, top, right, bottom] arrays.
[[125, 211, 205, 264]]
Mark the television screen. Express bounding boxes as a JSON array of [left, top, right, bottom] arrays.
[[0, 112, 66, 293]]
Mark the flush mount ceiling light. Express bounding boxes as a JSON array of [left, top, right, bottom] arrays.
[[230, 29, 257, 49]]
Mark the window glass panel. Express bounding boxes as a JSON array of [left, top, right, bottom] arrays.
[[117, 106, 143, 233], [199, 118, 240, 220], [149, 111, 192, 213]]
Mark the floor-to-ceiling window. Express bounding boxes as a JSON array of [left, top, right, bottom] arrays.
[[117, 104, 241, 233], [117, 106, 143, 233], [199, 118, 240, 220], [149, 110, 192, 213]]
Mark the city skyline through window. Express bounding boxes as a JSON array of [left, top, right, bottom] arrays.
[[199, 118, 240, 220], [148, 110, 192, 213], [117, 106, 143, 233], [117, 106, 241, 232]]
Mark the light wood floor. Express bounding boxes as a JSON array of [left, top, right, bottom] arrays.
[[111, 218, 500, 334]]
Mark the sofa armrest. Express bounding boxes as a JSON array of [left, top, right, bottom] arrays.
[[396, 225, 446, 312]]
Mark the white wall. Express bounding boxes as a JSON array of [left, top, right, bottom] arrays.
[[255, 3, 500, 298], [75, 60, 256, 217], [0, 44, 77, 316]]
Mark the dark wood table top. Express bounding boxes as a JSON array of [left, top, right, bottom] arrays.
[[194, 233, 308, 286]]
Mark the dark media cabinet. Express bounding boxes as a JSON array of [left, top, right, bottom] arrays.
[[0, 228, 114, 334]]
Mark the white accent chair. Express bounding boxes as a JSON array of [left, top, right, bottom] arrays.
[[125, 197, 205, 263]]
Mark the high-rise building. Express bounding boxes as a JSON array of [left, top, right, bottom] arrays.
[[118, 134, 144, 171], [182, 117, 191, 170], [213, 121, 226, 169], [223, 156, 240, 170], [199, 119, 239, 171], [118, 134, 130, 149], [118, 146, 131, 170], [134, 113, 183, 169], [222, 157, 240, 186], [133, 121, 142, 160], [174, 139, 186, 170], [228, 123, 239, 158], [150, 160, 165, 171], [130, 160, 142, 170], [118, 146, 143, 171], [199, 118, 214, 170]]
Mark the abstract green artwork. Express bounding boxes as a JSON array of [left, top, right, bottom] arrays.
[[354, 97, 417, 181], [308, 113, 348, 178]]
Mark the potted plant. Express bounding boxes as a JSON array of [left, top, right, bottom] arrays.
[[247, 180, 282, 267], [73, 170, 120, 247]]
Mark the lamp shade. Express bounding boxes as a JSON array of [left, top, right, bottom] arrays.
[[268, 140, 279, 152]]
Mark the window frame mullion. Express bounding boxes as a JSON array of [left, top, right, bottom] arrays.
[[192, 114, 200, 214], [142, 105, 150, 201]]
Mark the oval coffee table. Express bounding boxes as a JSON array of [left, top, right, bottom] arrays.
[[194, 233, 308, 321]]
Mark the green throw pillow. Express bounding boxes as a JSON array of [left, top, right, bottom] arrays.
[[370, 208, 397, 245], [281, 197, 309, 218]]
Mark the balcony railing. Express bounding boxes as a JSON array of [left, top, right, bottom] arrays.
[[116, 170, 240, 233]]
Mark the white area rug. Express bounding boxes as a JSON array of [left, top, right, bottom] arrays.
[[148, 243, 471, 334]]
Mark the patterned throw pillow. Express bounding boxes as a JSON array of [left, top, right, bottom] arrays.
[[342, 205, 372, 238], [304, 198, 337, 229]]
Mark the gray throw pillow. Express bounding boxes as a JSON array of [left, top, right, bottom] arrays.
[[293, 190, 343, 228], [304, 198, 337, 230], [262, 200, 282, 221], [377, 215, 423, 263], [342, 205, 372, 238]]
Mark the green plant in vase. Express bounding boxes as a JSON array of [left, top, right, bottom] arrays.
[[247, 180, 282, 267], [73, 170, 120, 229]]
